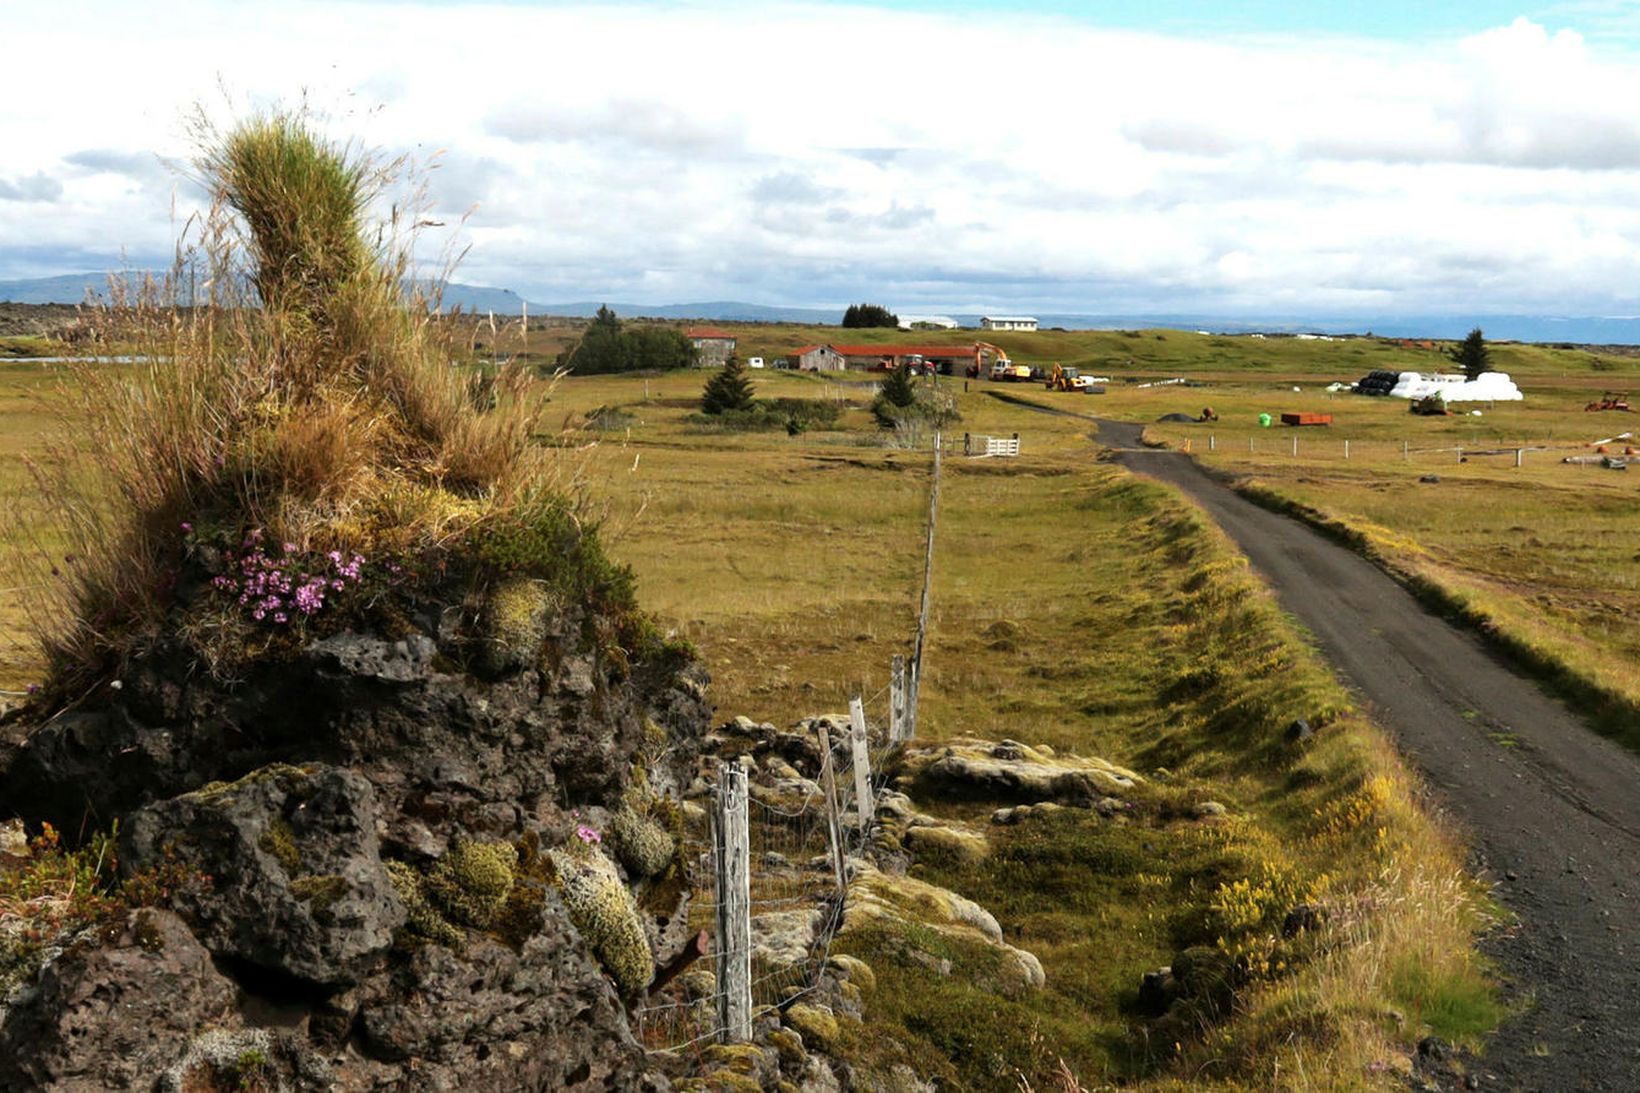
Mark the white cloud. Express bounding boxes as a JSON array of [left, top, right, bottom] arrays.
[[6, 4, 1640, 316]]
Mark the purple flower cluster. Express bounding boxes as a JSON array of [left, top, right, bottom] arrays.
[[207, 530, 366, 625]]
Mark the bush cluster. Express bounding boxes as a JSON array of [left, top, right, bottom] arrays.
[[688, 397, 842, 433], [556, 306, 696, 374]]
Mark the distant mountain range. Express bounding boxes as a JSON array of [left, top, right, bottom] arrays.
[[6, 271, 1640, 345]]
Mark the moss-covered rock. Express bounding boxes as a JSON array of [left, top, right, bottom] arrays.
[[903, 824, 989, 865], [609, 807, 674, 879], [785, 1003, 840, 1053], [843, 862, 1047, 996], [385, 860, 461, 946], [259, 818, 302, 873], [424, 841, 516, 929], [826, 953, 876, 991], [766, 1027, 806, 1069], [479, 577, 553, 675], [549, 846, 653, 994], [901, 735, 1143, 805]]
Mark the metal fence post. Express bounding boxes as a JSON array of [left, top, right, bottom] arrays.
[[712, 764, 751, 1043], [848, 696, 874, 833]]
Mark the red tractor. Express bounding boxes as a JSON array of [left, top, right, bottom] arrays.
[[1585, 391, 1633, 412]]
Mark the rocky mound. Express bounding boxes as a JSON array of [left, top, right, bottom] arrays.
[[0, 573, 708, 1091]]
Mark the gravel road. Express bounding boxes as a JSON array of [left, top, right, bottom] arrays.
[[1094, 417, 1640, 1090]]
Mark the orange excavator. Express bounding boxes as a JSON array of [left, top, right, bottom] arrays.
[[976, 341, 1030, 382]]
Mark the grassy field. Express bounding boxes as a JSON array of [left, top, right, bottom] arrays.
[[455, 314, 1640, 385], [0, 361, 70, 692], [1129, 373, 1640, 740], [525, 367, 1498, 1087], [12, 336, 1635, 1085]]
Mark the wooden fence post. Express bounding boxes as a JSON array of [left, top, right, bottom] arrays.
[[1516, 448, 1523, 468], [712, 764, 751, 1043], [1208, 434, 1215, 452], [1344, 439, 1350, 460], [1292, 434, 1298, 457], [848, 696, 874, 833], [908, 431, 941, 741], [1403, 440, 1408, 461], [889, 654, 906, 742], [816, 724, 848, 895]]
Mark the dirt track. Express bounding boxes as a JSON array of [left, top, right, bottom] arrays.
[[1093, 417, 1640, 1090]]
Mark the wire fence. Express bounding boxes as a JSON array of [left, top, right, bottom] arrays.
[[633, 430, 941, 1054], [1188, 433, 1632, 467], [631, 687, 911, 1054]]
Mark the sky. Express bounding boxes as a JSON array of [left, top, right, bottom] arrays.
[[9, 1, 1640, 318]]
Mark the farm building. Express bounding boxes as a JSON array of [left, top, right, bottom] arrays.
[[686, 326, 737, 366], [790, 345, 848, 371], [981, 316, 1038, 332], [790, 343, 974, 373]]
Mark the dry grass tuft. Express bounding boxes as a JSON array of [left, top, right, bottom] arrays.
[[15, 109, 553, 693]]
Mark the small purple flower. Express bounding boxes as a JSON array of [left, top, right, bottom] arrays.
[[180, 521, 193, 533], [575, 824, 601, 845], [283, 542, 296, 555], [26, 683, 39, 695], [273, 612, 288, 624]]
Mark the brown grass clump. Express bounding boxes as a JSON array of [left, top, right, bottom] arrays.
[[16, 109, 562, 696]]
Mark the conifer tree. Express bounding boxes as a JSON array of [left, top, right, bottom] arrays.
[[701, 356, 755, 414], [1448, 327, 1490, 381]]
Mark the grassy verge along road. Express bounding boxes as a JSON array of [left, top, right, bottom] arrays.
[[1102, 416, 1640, 1088]]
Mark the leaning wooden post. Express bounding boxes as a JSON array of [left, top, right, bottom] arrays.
[[1343, 439, 1350, 460], [908, 431, 941, 741], [1515, 448, 1523, 468], [712, 764, 751, 1043], [889, 654, 907, 742], [848, 696, 874, 833], [906, 661, 920, 740], [815, 725, 848, 896]]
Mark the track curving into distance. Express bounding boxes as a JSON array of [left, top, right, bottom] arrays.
[[1087, 415, 1640, 1090]]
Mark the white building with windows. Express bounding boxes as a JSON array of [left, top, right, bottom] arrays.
[[980, 315, 1038, 332]]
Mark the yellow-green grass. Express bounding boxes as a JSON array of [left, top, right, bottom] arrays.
[[530, 370, 1494, 1087], [0, 362, 1502, 1089], [1132, 378, 1640, 740], [446, 312, 1640, 385], [0, 335, 73, 359], [0, 362, 74, 691]]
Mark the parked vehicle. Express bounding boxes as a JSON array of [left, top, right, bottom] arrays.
[[748, 356, 764, 369], [1585, 390, 1632, 412], [1045, 364, 1098, 392]]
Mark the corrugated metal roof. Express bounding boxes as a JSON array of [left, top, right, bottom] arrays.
[[829, 344, 974, 357]]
